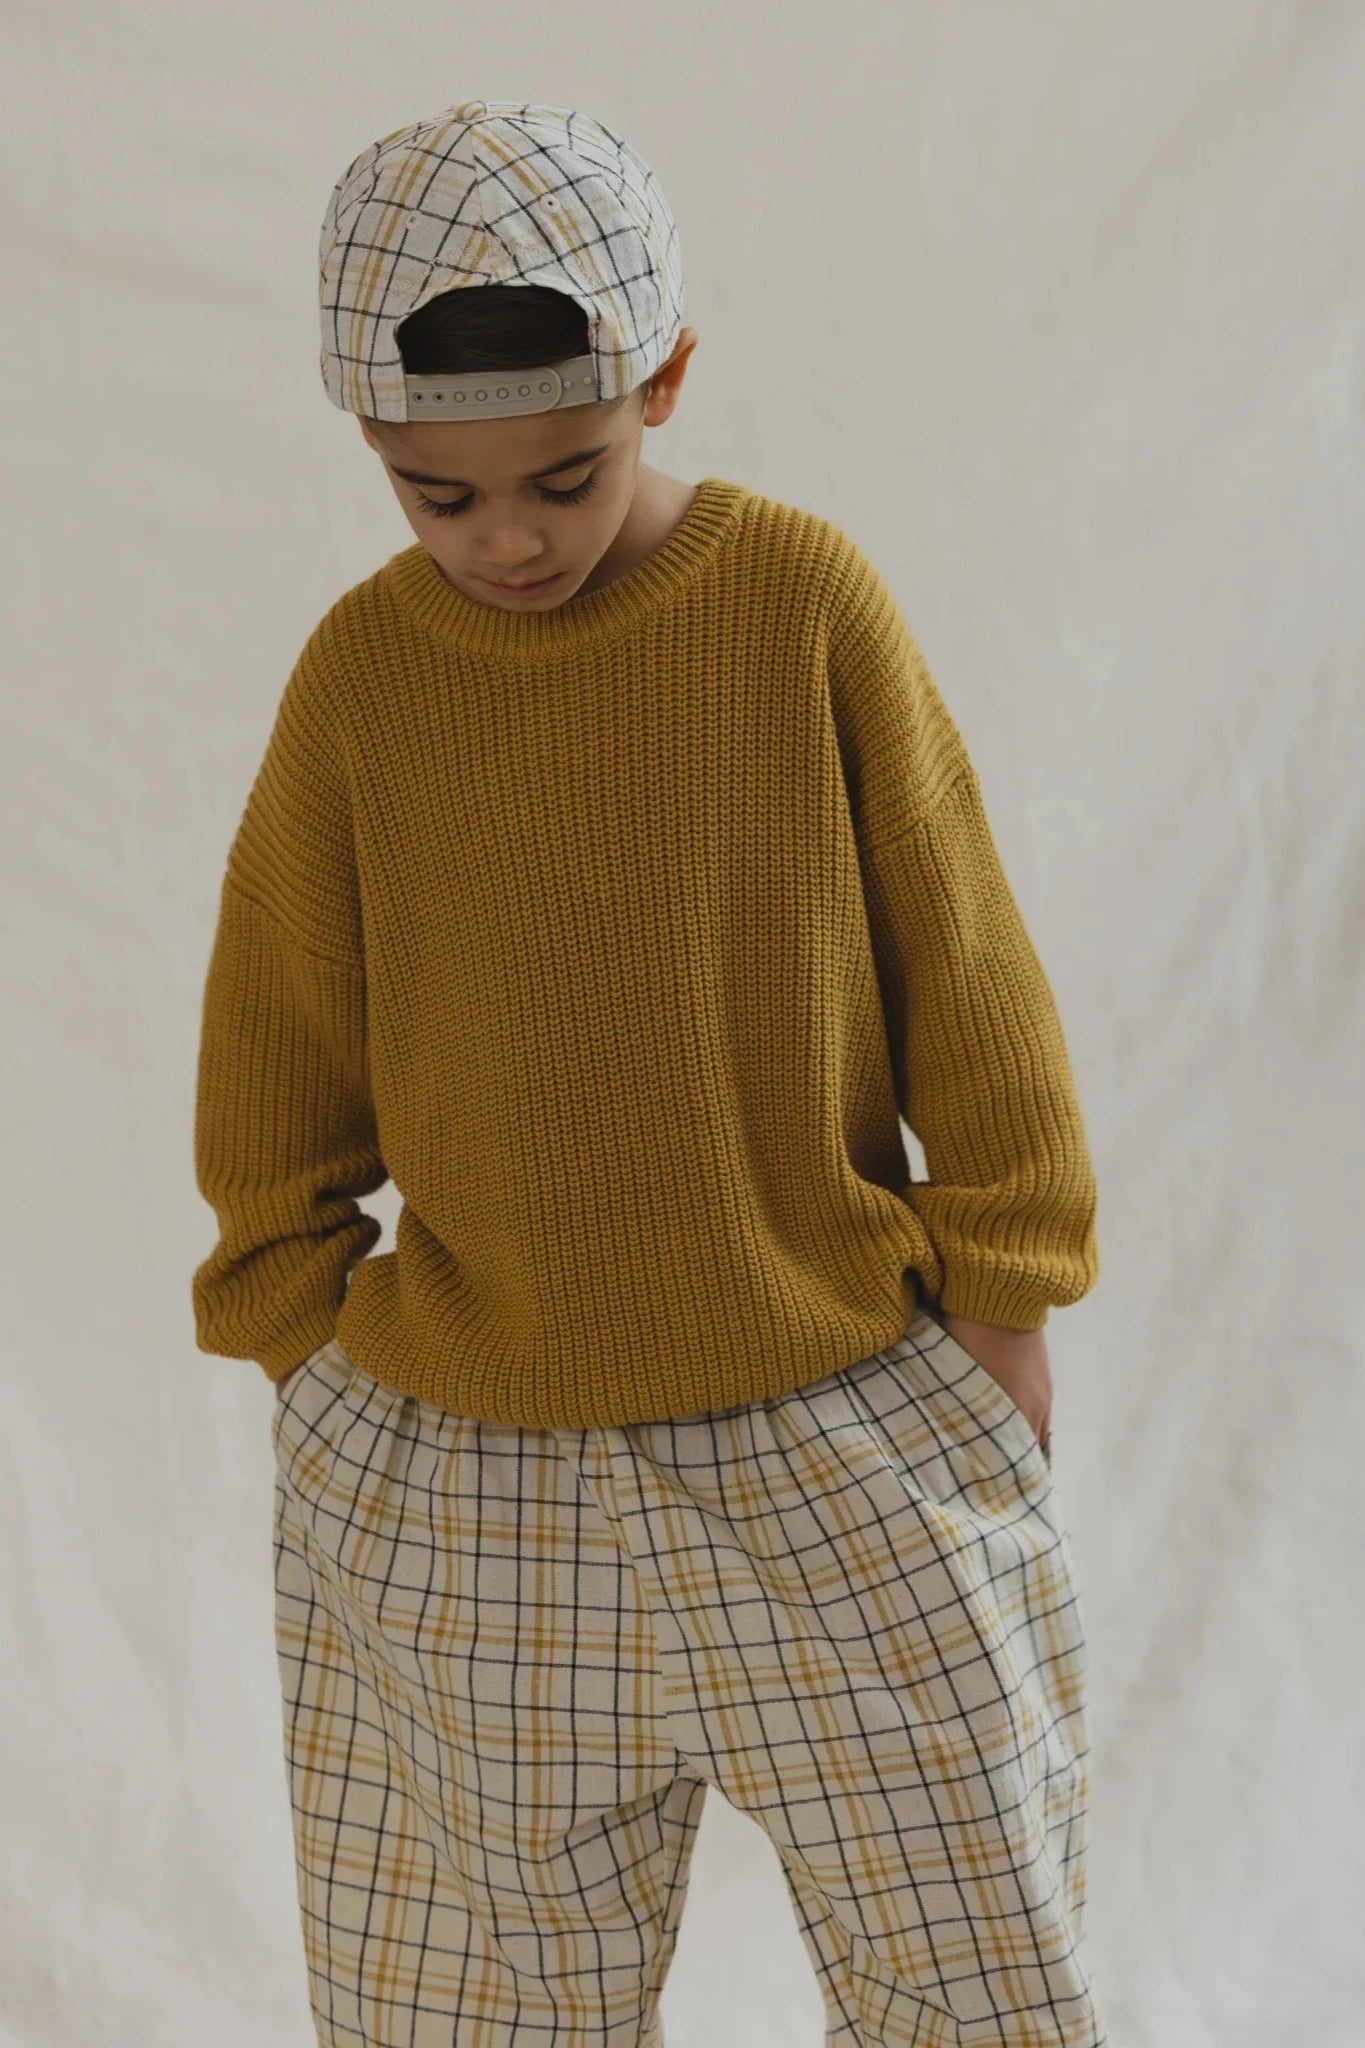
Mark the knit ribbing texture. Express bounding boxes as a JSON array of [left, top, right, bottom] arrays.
[[191, 474, 1098, 1425]]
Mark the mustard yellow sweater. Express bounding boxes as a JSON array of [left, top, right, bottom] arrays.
[[191, 474, 1098, 1426]]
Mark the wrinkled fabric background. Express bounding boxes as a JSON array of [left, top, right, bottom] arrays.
[[3, 5, 1362, 2045]]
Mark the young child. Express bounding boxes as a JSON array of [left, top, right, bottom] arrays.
[[192, 99, 1109, 2048]]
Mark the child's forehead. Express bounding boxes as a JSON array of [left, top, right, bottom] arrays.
[[370, 401, 626, 483]]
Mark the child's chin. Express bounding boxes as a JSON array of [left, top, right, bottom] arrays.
[[483, 573, 573, 608]]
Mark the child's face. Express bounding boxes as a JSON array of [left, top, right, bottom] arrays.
[[359, 388, 650, 611]]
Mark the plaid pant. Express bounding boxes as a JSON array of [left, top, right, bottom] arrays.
[[272, 1307, 1108, 2047]]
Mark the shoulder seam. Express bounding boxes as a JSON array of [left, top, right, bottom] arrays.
[[859, 757, 977, 858], [221, 870, 366, 974]]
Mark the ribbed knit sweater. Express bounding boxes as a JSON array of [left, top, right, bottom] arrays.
[[191, 473, 1098, 1427]]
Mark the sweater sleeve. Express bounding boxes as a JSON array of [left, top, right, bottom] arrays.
[[190, 633, 387, 1384], [826, 540, 1099, 1332]]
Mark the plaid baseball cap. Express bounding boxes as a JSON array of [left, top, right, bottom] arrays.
[[318, 99, 685, 424]]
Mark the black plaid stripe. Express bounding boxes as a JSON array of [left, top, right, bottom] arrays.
[[272, 1319, 1107, 2044], [318, 103, 684, 423]]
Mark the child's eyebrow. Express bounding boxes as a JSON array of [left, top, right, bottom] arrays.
[[387, 443, 612, 488]]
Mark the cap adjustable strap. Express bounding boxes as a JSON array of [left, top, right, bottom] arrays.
[[403, 354, 597, 421]]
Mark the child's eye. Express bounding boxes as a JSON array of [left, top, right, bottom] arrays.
[[414, 475, 598, 520]]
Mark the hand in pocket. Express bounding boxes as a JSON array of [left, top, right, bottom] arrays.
[[940, 1311, 1053, 1456], [274, 1353, 315, 1405]]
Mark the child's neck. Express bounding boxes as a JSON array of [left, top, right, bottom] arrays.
[[575, 465, 699, 596]]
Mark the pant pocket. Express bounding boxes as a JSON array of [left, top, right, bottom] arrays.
[[271, 1338, 359, 1467], [272, 1342, 332, 1413], [903, 1309, 1053, 1476]]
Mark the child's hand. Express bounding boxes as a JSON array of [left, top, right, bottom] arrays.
[[940, 1311, 1053, 1456]]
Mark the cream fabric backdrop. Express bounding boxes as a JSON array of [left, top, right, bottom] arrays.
[[4, 3, 1363, 2044]]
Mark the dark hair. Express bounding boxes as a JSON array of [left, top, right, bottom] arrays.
[[384, 282, 643, 417]]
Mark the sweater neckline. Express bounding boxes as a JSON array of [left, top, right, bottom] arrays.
[[380, 474, 750, 660]]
